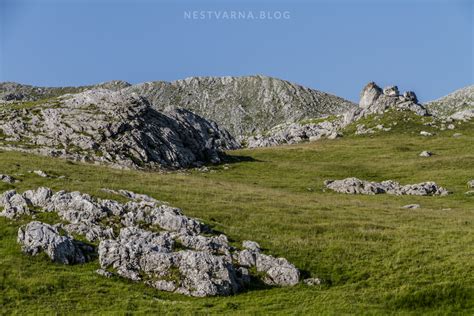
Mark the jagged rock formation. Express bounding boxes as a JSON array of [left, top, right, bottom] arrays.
[[0, 80, 130, 102], [425, 85, 474, 117], [343, 82, 428, 125], [243, 82, 429, 147], [1, 187, 301, 297], [123, 75, 356, 136], [324, 178, 449, 196], [0, 89, 238, 169]]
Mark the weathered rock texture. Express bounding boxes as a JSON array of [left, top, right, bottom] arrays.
[[425, 85, 474, 117], [18, 221, 93, 264], [324, 178, 449, 196], [1, 187, 301, 297], [0, 89, 238, 169]]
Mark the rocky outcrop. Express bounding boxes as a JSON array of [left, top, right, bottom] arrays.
[[0, 89, 238, 169], [246, 119, 340, 148], [243, 82, 429, 148], [324, 178, 449, 196], [343, 82, 428, 127], [17, 221, 93, 264], [2, 187, 301, 296]]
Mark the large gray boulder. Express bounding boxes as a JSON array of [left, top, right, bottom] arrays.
[[17, 221, 92, 264]]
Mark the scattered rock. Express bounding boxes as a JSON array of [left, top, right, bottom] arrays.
[[0, 174, 16, 184], [420, 131, 433, 136], [303, 278, 322, 286], [32, 170, 49, 178], [402, 204, 421, 209], [453, 133, 462, 137], [419, 151, 433, 157], [324, 178, 449, 196], [0, 89, 239, 169], [468, 180, 474, 188]]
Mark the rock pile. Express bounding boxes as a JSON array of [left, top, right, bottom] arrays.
[[1, 187, 301, 297], [0, 89, 239, 169], [324, 178, 449, 196]]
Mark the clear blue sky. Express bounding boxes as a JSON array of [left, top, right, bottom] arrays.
[[0, 0, 472, 102]]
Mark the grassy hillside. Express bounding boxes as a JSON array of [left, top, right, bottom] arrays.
[[0, 116, 473, 314]]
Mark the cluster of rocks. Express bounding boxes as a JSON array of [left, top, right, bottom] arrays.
[[243, 82, 431, 148], [245, 119, 340, 148], [0, 89, 239, 169], [1, 187, 304, 297], [324, 178, 449, 196]]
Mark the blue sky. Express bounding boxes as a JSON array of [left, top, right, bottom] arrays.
[[0, 0, 472, 102]]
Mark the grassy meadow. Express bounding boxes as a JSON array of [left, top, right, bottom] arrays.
[[0, 117, 473, 314]]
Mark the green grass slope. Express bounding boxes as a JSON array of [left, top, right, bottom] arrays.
[[0, 115, 473, 315]]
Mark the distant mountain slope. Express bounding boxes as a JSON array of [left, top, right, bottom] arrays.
[[425, 85, 474, 116], [125, 75, 356, 136], [0, 81, 131, 102]]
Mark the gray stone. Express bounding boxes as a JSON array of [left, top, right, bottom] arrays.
[[17, 221, 92, 264], [303, 278, 322, 286], [325, 178, 449, 196], [242, 240, 261, 252], [402, 204, 421, 209], [419, 151, 433, 157], [383, 86, 399, 96], [0, 174, 16, 184], [468, 180, 474, 188]]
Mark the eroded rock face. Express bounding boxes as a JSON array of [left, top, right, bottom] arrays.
[[324, 178, 449, 196], [0, 89, 239, 169], [2, 187, 301, 296], [17, 221, 93, 264]]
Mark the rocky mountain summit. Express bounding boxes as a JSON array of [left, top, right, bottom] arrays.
[[2, 187, 302, 297], [0, 89, 238, 169], [124, 75, 356, 136]]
